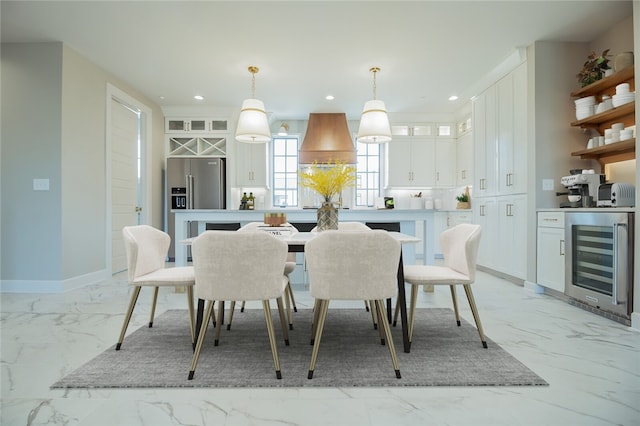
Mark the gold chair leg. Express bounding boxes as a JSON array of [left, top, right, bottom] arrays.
[[227, 301, 236, 330], [364, 300, 370, 312], [214, 300, 225, 346], [408, 285, 419, 342], [262, 300, 282, 379], [375, 300, 401, 379], [149, 286, 159, 327], [275, 296, 290, 345], [116, 286, 141, 350], [449, 285, 461, 326], [186, 286, 195, 348], [284, 281, 294, 330], [188, 300, 214, 380], [308, 299, 329, 379], [310, 298, 321, 345], [463, 284, 488, 348], [240, 300, 246, 312], [370, 299, 378, 330], [393, 297, 400, 326]]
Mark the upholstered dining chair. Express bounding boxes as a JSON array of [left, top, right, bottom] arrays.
[[304, 230, 402, 380], [233, 221, 298, 329], [398, 223, 487, 348], [117, 225, 195, 350], [188, 230, 290, 380]]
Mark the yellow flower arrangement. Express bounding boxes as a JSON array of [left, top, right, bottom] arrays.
[[298, 160, 356, 203]]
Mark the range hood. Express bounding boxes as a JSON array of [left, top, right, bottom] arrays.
[[299, 113, 356, 164]]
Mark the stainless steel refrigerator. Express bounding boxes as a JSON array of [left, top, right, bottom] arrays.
[[166, 157, 226, 260]]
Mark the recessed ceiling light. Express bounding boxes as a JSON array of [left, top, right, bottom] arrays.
[[194, 95, 204, 100], [448, 95, 459, 101], [159, 95, 165, 100], [326, 95, 335, 100]]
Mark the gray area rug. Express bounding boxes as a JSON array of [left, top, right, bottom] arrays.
[[52, 308, 547, 388]]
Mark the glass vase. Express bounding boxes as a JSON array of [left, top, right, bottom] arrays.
[[316, 201, 338, 231]]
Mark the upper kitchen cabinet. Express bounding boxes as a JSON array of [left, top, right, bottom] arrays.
[[235, 142, 267, 187], [167, 136, 227, 157], [456, 120, 473, 186], [387, 123, 456, 188], [473, 63, 528, 196], [165, 117, 229, 134], [388, 137, 435, 187], [570, 66, 635, 167]]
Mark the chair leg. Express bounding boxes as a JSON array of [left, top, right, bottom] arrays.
[[262, 300, 282, 379], [287, 280, 298, 312], [449, 285, 461, 326], [392, 297, 400, 327], [188, 300, 214, 380], [375, 300, 401, 379], [227, 301, 236, 330], [275, 296, 290, 345], [116, 286, 142, 350], [240, 300, 246, 312], [214, 300, 225, 346], [308, 299, 329, 379], [310, 299, 321, 345], [369, 299, 378, 330], [463, 284, 488, 348], [284, 281, 294, 330], [149, 286, 159, 328], [408, 285, 419, 342], [375, 300, 386, 345], [186, 286, 196, 349], [364, 300, 370, 312]]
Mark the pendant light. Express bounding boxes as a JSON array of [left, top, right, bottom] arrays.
[[235, 66, 271, 143], [357, 67, 392, 143]]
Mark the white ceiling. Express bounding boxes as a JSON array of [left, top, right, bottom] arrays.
[[1, 1, 633, 120]]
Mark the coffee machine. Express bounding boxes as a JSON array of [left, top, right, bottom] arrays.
[[559, 171, 604, 208]]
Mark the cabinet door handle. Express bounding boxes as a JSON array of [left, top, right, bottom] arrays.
[[560, 239, 565, 256], [436, 172, 440, 181]]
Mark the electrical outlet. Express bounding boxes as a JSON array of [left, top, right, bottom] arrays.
[[542, 179, 554, 191], [33, 178, 50, 191]]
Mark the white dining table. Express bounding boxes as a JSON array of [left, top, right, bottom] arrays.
[[185, 230, 420, 353]]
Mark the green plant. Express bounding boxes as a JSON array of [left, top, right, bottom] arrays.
[[577, 49, 611, 87], [456, 193, 469, 203]]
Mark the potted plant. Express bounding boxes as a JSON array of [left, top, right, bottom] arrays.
[[456, 186, 471, 209], [577, 49, 611, 87]]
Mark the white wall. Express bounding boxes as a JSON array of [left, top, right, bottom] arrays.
[[1, 42, 166, 292]]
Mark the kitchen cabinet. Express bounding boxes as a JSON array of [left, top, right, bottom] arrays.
[[569, 66, 635, 168], [456, 130, 473, 186], [387, 137, 435, 187], [235, 142, 267, 187], [473, 194, 527, 280], [434, 138, 456, 187], [165, 117, 229, 134], [473, 63, 527, 196], [387, 136, 455, 188], [536, 211, 565, 292]]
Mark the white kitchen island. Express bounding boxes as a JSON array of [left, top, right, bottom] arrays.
[[173, 209, 435, 267]]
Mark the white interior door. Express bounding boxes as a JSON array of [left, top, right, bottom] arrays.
[[111, 98, 140, 273]]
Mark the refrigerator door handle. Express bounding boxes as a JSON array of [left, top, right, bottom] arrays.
[[186, 174, 194, 209]]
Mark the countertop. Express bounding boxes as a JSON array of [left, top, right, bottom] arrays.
[[537, 207, 635, 212]]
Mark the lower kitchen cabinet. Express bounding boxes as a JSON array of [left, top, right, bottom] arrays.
[[474, 194, 527, 279], [536, 211, 565, 292]]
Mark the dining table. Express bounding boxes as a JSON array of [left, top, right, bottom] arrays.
[[185, 229, 420, 353]]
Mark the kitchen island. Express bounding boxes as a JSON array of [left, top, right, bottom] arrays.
[[173, 209, 435, 267]]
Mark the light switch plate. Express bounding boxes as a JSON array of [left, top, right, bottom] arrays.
[[33, 178, 50, 191], [542, 179, 554, 191]]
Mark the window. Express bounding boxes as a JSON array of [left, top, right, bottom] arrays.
[[355, 141, 381, 207], [272, 136, 299, 207]]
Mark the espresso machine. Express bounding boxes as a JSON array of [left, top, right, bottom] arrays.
[[559, 171, 605, 208]]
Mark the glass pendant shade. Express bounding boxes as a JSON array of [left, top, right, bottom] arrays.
[[357, 99, 392, 143], [235, 98, 271, 143]]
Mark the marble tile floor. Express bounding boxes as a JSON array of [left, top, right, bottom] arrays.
[[1, 268, 639, 426]]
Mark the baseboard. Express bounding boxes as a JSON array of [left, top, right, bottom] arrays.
[[1, 269, 108, 294], [523, 280, 545, 294], [631, 312, 640, 332], [476, 265, 525, 286]]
